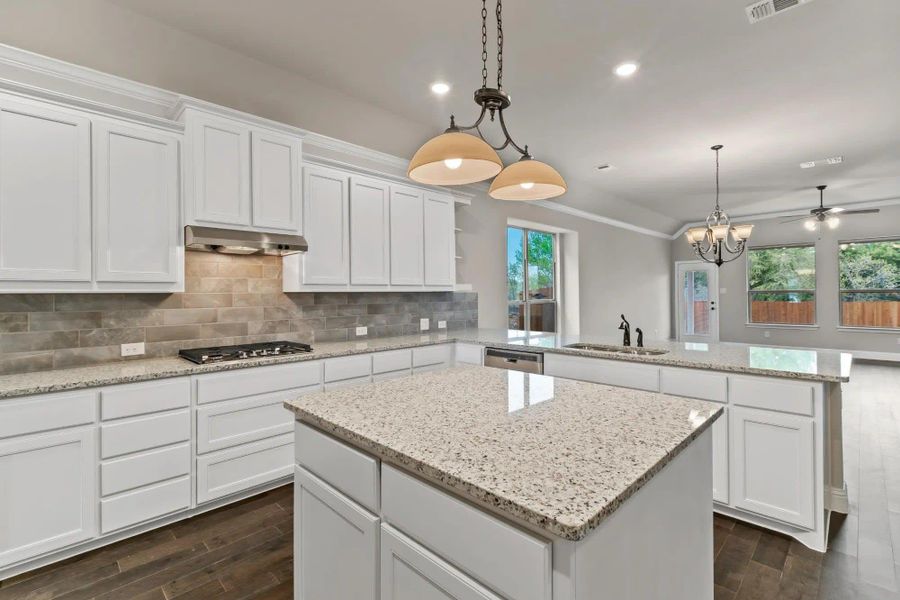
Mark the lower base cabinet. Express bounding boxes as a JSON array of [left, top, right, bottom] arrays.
[[381, 525, 501, 600], [294, 466, 378, 600], [197, 434, 294, 504], [712, 408, 729, 504]]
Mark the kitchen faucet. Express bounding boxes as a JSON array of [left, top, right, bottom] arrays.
[[635, 328, 644, 348], [618, 314, 631, 346]]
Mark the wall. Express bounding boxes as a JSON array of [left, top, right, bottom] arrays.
[[671, 204, 900, 354], [0, 252, 477, 375], [457, 194, 672, 340]]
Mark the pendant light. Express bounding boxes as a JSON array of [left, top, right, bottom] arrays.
[[407, 0, 567, 201], [685, 145, 753, 266]]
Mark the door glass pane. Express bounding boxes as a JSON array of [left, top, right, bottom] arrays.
[[507, 227, 524, 302], [526, 230, 554, 300], [508, 302, 525, 330], [682, 270, 710, 335], [528, 302, 556, 333]]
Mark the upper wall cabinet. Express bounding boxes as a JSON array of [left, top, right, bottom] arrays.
[[301, 166, 350, 285], [182, 107, 302, 234], [349, 176, 391, 286], [0, 97, 92, 283], [389, 186, 425, 286], [423, 193, 455, 287]]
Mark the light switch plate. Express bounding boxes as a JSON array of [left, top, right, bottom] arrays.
[[438, 320, 447, 329], [355, 326, 368, 336], [121, 342, 145, 357], [420, 318, 430, 331]]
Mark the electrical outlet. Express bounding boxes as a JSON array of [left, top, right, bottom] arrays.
[[355, 326, 367, 336], [438, 320, 447, 329], [121, 342, 145, 357], [763, 331, 770, 339], [420, 318, 430, 331], [896, 337, 900, 345]]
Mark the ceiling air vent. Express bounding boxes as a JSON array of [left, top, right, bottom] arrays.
[[745, 0, 814, 24]]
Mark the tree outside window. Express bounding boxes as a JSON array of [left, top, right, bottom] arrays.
[[839, 239, 900, 328], [747, 245, 816, 325], [507, 226, 557, 332]]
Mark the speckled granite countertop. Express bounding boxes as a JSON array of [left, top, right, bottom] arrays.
[[285, 365, 722, 541], [0, 328, 850, 399]]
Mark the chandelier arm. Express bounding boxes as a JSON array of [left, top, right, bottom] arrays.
[[497, 109, 529, 156], [722, 235, 739, 254], [453, 105, 489, 132]]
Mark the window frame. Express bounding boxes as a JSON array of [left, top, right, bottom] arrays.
[[745, 243, 818, 327], [507, 225, 558, 333], [837, 236, 900, 330]]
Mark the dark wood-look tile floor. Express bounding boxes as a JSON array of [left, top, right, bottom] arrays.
[[1, 362, 898, 599]]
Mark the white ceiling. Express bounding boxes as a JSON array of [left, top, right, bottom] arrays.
[[110, 0, 900, 234]]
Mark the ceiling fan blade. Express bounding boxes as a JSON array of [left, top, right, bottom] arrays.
[[841, 208, 881, 215], [780, 215, 812, 224]]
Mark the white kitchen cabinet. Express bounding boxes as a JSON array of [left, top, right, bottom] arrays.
[[185, 109, 251, 227], [381, 525, 502, 600], [0, 427, 96, 569], [712, 407, 729, 504], [731, 406, 815, 529], [350, 176, 391, 285], [251, 128, 301, 231], [389, 185, 425, 285], [93, 120, 180, 284], [0, 96, 91, 283], [302, 165, 350, 285], [423, 193, 455, 286], [543, 353, 660, 392], [295, 466, 379, 600], [196, 433, 294, 504]]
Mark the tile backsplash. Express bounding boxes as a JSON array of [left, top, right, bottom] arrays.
[[0, 252, 477, 375]]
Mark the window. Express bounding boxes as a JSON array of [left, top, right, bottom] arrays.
[[839, 239, 900, 328], [507, 226, 557, 332], [747, 245, 816, 325]]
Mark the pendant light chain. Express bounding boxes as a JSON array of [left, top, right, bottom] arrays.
[[496, 0, 504, 90], [481, 0, 488, 90], [714, 146, 721, 211]]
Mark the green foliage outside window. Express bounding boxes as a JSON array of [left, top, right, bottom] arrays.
[[748, 246, 815, 301], [839, 240, 900, 294]]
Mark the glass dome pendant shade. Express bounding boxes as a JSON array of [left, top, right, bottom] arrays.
[[407, 122, 503, 186], [489, 153, 567, 200]]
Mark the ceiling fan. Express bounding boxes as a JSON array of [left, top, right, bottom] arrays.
[[781, 185, 880, 231]]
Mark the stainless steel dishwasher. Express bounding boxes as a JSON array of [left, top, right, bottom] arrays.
[[483, 347, 544, 374]]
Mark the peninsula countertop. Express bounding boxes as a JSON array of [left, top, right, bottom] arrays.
[[284, 365, 722, 541], [0, 328, 851, 399]]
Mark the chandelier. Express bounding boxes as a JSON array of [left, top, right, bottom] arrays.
[[407, 0, 566, 201], [685, 145, 753, 266]]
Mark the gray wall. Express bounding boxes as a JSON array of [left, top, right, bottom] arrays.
[[457, 195, 672, 340], [671, 204, 900, 354]]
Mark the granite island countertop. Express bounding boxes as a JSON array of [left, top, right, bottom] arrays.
[[0, 328, 851, 399], [285, 365, 722, 541]]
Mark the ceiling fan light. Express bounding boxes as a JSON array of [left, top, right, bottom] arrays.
[[408, 131, 502, 185], [827, 216, 840, 229], [731, 223, 754, 241], [489, 158, 567, 201], [804, 219, 818, 231]]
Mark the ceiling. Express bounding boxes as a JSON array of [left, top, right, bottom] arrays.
[[110, 0, 900, 234]]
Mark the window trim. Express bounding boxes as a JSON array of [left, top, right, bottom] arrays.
[[745, 243, 818, 326], [837, 236, 900, 330], [507, 225, 558, 333]]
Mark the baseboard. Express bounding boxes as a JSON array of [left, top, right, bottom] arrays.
[[850, 350, 900, 363], [829, 483, 850, 514]]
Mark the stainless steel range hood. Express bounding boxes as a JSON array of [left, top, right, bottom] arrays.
[[185, 226, 308, 256]]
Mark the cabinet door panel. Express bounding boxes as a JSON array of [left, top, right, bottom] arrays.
[[423, 193, 454, 286], [0, 428, 96, 568], [295, 466, 378, 600], [302, 166, 349, 285], [93, 121, 180, 282], [389, 186, 424, 285], [251, 130, 301, 232], [712, 407, 729, 504], [0, 98, 91, 281], [731, 406, 815, 529], [188, 112, 250, 226], [350, 177, 390, 285]]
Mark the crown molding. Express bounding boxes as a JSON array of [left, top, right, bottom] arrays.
[[532, 200, 672, 240], [303, 130, 409, 171], [172, 97, 307, 138]]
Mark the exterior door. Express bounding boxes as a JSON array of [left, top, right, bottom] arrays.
[[676, 261, 719, 343]]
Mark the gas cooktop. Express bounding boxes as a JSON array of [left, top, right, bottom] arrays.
[[178, 341, 313, 364]]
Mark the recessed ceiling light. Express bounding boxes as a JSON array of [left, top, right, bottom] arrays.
[[430, 82, 450, 95], [614, 62, 639, 77]]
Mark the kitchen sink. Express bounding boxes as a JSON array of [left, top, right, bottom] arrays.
[[563, 343, 669, 356]]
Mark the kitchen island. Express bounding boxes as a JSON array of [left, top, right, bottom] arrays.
[[285, 365, 722, 600]]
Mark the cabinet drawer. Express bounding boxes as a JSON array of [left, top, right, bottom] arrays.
[[196, 433, 293, 504], [544, 354, 660, 391], [660, 368, 727, 403], [729, 376, 814, 416], [296, 422, 379, 512], [324, 355, 372, 383], [101, 476, 190, 534], [101, 409, 190, 459], [372, 349, 411, 374], [196, 361, 322, 404], [455, 343, 484, 365], [196, 389, 305, 454], [412, 344, 453, 367], [324, 376, 371, 391], [0, 390, 96, 439], [382, 465, 551, 600], [101, 378, 190, 420], [373, 370, 409, 383], [101, 443, 190, 496]]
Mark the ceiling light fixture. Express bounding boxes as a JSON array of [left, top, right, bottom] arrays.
[[685, 145, 753, 267], [614, 62, 639, 77], [784, 184, 880, 231], [408, 0, 566, 201], [431, 82, 450, 95]]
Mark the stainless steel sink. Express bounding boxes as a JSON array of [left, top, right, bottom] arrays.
[[563, 343, 669, 356]]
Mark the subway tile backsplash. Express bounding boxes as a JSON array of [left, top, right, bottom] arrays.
[[0, 252, 478, 375]]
